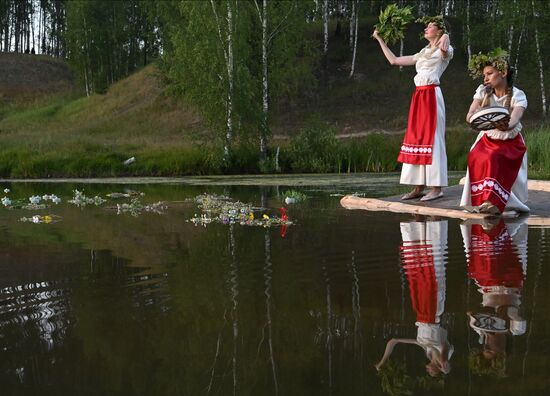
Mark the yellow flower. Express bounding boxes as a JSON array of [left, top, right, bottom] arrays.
[[43, 215, 53, 224], [263, 214, 269, 220], [248, 213, 254, 220]]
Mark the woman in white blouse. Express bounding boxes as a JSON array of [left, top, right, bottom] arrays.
[[461, 51, 528, 214], [373, 16, 453, 202]]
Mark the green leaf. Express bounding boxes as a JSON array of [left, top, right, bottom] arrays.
[[374, 4, 414, 45]]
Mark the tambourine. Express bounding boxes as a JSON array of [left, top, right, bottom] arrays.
[[469, 106, 510, 131]]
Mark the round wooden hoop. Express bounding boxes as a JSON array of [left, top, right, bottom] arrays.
[[470, 106, 510, 131]]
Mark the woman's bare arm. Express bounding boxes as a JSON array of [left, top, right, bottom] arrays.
[[373, 30, 417, 67], [375, 338, 418, 370], [437, 34, 450, 58], [466, 99, 482, 123]]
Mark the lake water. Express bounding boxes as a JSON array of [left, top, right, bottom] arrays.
[[0, 175, 549, 395]]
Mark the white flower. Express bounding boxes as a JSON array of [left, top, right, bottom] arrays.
[[29, 195, 41, 204], [3, 188, 10, 193], [1, 197, 11, 206], [32, 215, 41, 223], [52, 196, 61, 204]]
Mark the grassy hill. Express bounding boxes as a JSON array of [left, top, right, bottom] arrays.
[[0, 53, 74, 107], [0, 19, 548, 178]]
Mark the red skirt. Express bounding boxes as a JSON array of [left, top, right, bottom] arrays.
[[467, 221, 524, 289], [467, 134, 526, 212], [397, 85, 437, 165], [400, 241, 437, 323]]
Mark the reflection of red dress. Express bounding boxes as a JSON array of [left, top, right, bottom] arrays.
[[400, 241, 437, 323], [467, 221, 524, 289]]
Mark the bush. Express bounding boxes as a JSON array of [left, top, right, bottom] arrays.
[[289, 123, 339, 172]]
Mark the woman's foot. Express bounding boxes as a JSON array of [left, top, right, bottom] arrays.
[[478, 201, 501, 215], [420, 188, 443, 202], [401, 187, 424, 200]]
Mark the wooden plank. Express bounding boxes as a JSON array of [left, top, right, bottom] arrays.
[[340, 196, 491, 220], [340, 182, 550, 227], [527, 180, 550, 192]]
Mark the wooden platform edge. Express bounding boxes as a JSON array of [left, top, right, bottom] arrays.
[[339, 196, 550, 227]]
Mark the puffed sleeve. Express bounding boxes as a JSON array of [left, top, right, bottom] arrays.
[[512, 88, 528, 109], [473, 84, 485, 101], [413, 47, 426, 61], [444, 45, 454, 60]]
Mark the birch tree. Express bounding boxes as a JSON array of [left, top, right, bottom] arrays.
[[254, 0, 269, 161], [531, 0, 547, 117], [210, 0, 236, 160], [465, 0, 471, 60], [349, 0, 359, 77], [348, 0, 355, 49], [323, 0, 328, 56]]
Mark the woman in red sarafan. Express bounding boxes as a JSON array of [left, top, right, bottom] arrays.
[[376, 219, 453, 377], [461, 49, 529, 215], [373, 16, 453, 202]]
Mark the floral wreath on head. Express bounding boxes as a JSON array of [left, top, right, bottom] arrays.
[[416, 15, 448, 35], [468, 48, 510, 79]]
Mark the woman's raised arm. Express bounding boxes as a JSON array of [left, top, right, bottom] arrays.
[[373, 30, 417, 67]]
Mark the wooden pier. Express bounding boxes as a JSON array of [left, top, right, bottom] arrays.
[[340, 180, 550, 227]]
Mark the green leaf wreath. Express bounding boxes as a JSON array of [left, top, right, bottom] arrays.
[[468, 47, 510, 79], [374, 4, 415, 45]]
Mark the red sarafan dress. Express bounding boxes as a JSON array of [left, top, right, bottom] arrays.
[[399, 220, 453, 365], [460, 86, 529, 213], [461, 219, 528, 337], [399, 45, 453, 188]]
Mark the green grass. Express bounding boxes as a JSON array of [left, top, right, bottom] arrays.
[[2, 41, 550, 179], [526, 127, 550, 179]]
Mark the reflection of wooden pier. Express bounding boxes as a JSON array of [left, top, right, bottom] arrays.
[[340, 180, 550, 227]]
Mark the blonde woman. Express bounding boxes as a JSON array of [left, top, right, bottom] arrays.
[[373, 16, 453, 201]]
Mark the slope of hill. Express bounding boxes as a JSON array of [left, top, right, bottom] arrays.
[[0, 53, 74, 101], [0, 19, 547, 178]]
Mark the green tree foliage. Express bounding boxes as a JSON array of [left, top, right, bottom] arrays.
[[65, 0, 162, 94], [162, 0, 316, 162]]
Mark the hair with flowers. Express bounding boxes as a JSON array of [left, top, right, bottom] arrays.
[[416, 15, 448, 34], [468, 48, 510, 79]]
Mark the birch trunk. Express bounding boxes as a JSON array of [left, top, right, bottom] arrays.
[[313, 0, 319, 22], [532, 0, 547, 117], [211, 0, 235, 160], [466, 0, 471, 60], [349, 0, 359, 78], [259, 0, 268, 160], [349, 0, 355, 49], [507, 0, 517, 54], [323, 0, 328, 55], [226, 1, 235, 159], [399, 39, 404, 71], [514, 20, 525, 77]]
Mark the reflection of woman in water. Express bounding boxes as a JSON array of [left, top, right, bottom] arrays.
[[461, 218, 527, 376], [376, 219, 453, 377]]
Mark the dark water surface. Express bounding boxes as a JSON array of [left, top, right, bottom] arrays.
[[0, 177, 549, 396]]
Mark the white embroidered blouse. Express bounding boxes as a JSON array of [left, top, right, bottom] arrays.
[[473, 85, 528, 140], [412, 45, 454, 87]]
